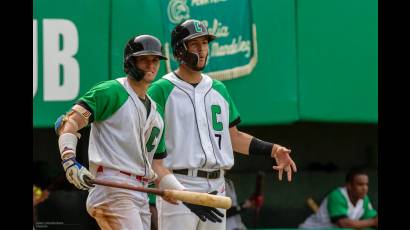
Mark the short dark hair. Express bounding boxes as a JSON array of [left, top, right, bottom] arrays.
[[345, 167, 368, 183]]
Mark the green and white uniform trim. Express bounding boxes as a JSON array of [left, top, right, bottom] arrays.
[[148, 72, 240, 170], [78, 77, 166, 180], [299, 187, 378, 228]]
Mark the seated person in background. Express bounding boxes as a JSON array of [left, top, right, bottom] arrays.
[[299, 167, 378, 229]]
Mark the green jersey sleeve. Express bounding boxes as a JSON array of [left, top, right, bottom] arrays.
[[148, 78, 175, 109], [327, 189, 349, 219], [78, 80, 129, 122], [361, 195, 377, 219], [212, 80, 240, 126]]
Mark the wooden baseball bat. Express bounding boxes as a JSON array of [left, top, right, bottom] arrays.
[[307, 197, 319, 213], [85, 177, 232, 209]]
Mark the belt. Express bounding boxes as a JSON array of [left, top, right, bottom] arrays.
[[96, 165, 149, 182], [172, 169, 221, 179]]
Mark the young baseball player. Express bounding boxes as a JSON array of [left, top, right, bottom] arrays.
[[299, 168, 378, 229], [55, 34, 218, 230], [148, 19, 297, 230]]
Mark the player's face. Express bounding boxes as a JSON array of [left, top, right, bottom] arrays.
[[348, 174, 369, 199], [186, 36, 209, 69], [135, 55, 160, 83]]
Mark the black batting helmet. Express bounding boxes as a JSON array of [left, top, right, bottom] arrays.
[[171, 19, 216, 71], [124, 35, 167, 81]]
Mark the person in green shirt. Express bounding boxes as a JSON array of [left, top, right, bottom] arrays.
[[299, 168, 378, 229]]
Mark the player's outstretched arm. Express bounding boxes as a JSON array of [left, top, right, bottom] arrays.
[[229, 126, 297, 181], [55, 105, 95, 190]]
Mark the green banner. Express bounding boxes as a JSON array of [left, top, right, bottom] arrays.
[[223, 0, 299, 125], [297, 0, 378, 122], [159, 0, 257, 80], [33, 0, 110, 127]]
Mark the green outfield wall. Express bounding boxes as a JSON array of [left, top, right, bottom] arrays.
[[33, 0, 377, 127]]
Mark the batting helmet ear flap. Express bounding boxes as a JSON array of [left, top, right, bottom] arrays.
[[173, 39, 202, 71], [126, 57, 145, 81], [182, 48, 201, 71]]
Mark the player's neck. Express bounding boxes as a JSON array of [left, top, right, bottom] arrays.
[[127, 76, 149, 100], [347, 189, 359, 206], [176, 65, 202, 84]]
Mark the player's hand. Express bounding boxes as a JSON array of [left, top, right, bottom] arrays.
[[183, 191, 224, 222], [271, 144, 297, 181], [62, 157, 95, 190]]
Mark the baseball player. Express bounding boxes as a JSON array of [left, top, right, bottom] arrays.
[[299, 168, 378, 229], [55, 34, 218, 230], [148, 19, 297, 230]]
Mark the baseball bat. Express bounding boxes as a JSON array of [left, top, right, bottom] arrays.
[[84, 177, 232, 209], [307, 197, 319, 213]]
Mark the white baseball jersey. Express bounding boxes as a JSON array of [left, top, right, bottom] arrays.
[[148, 72, 240, 170], [77, 77, 166, 179], [299, 187, 378, 228]]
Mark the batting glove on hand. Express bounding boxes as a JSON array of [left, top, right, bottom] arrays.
[[183, 191, 224, 223], [62, 157, 95, 190]]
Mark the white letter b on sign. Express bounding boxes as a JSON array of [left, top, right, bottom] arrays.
[[43, 19, 79, 101]]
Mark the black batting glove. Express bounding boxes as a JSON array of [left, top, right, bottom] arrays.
[[183, 191, 224, 222]]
